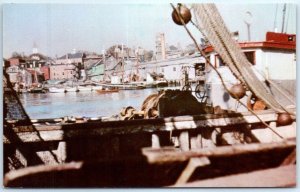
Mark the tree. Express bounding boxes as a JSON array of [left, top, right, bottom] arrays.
[[11, 52, 23, 58], [144, 50, 154, 61], [106, 45, 123, 58]]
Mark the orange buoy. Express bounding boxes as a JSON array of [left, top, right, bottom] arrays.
[[277, 113, 293, 126], [172, 5, 192, 25], [229, 84, 246, 99]]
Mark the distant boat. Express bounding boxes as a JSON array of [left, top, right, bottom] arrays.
[[96, 88, 119, 94], [97, 82, 146, 90], [91, 85, 103, 91], [115, 83, 146, 90], [65, 86, 78, 92], [78, 85, 92, 92], [49, 87, 66, 93], [28, 87, 45, 93]]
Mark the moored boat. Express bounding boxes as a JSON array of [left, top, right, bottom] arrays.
[[65, 86, 78, 92], [95, 88, 119, 94], [78, 85, 92, 92], [28, 87, 45, 93], [49, 87, 66, 93], [91, 85, 103, 91]]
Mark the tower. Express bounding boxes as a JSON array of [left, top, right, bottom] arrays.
[[155, 33, 166, 60]]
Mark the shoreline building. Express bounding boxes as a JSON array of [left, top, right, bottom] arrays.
[[50, 50, 85, 80]]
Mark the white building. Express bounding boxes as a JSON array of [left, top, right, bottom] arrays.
[[138, 54, 206, 83]]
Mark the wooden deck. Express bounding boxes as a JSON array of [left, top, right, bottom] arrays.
[[3, 109, 296, 187]]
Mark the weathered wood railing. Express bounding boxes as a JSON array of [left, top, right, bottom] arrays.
[[4, 109, 296, 173]]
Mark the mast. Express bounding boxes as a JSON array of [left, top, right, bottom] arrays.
[[121, 44, 125, 83], [102, 49, 106, 82], [273, 4, 278, 32], [35, 70, 38, 85], [281, 4, 286, 33], [135, 48, 139, 81]]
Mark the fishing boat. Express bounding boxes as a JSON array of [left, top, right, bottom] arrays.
[[78, 85, 92, 92], [95, 87, 119, 94], [113, 83, 146, 90], [65, 86, 78, 92], [3, 3, 296, 188], [3, 104, 296, 187], [91, 85, 103, 91], [48, 87, 66, 93], [28, 87, 45, 93]]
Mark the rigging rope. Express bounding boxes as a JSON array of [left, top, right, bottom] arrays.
[[191, 4, 293, 115], [170, 3, 286, 139]]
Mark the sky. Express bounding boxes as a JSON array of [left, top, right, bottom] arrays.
[[2, 2, 297, 58]]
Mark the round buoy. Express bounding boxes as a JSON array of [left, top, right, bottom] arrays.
[[229, 84, 246, 99], [172, 5, 192, 25], [277, 113, 293, 126]]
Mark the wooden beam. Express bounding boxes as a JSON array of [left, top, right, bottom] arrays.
[[175, 157, 210, 185], [5, 109, 295, 144], [142, 139, 296, 164], [281, 149, 296, 166], [171, 165, 296, 187], [10, 109, 286, 133]]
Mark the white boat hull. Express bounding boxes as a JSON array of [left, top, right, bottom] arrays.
[[78, 86, 92, 92], [65, 87, 78, 92], [49, 87, 66, 93], [92, 86, 103, 91]]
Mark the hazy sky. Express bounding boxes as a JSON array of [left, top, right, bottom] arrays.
[[2, 3, 296, 58]]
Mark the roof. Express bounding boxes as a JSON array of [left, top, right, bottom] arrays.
[[57, 52, 85, 60], [203, 32, 296, 53], [29, 53, 47, 60], [86, 60, 103, 70]]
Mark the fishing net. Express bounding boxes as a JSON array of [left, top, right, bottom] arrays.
[[191, 4, 292, 114], [3, 71, 32, 125]]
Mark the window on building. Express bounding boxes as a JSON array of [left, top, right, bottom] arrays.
[[62, 72, 64, 75], [173, 67, 176, 71], [70, 71, 73, 74], [244, 51, 256, 65], [162, 68, 164, 73], [215, 55, 225, 67]]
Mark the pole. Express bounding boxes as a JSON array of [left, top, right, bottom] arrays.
[[247, 24, 251, 41], [281, 4, 286, 33]]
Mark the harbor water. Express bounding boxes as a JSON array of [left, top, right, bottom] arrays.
[[18, 87, 181, 119]]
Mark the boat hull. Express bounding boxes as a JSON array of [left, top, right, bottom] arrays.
[[95, 89, 119, 94], [65, 87, 78, 92], [49, 87, 66, 93]]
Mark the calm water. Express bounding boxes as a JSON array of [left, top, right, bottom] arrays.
[[18, 88, 180, 119]]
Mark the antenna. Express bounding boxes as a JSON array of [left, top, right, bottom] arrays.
[[281, 4, 287, 33], [243, 11, 253, 41], [285, 4, 290, 33], [273, 4, 278, 32]]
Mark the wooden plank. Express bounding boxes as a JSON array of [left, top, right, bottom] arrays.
[[10, 109, 287, 133], [4, 108, 296, 144], [171, 165, 296, 187], [175, 157, 210, 185], [281, 149, 296, 166], [142, 139, 296, 164], [251, 123, 296, 143], [151, 134, 160, 148], [4, 162, 84, 187], [179, 131, 190, 151]]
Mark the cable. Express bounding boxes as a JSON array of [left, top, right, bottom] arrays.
[[170, 3, 284, 139]]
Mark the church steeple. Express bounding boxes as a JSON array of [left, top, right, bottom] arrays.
[[32, 42, 38, 54]]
